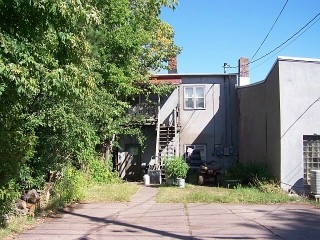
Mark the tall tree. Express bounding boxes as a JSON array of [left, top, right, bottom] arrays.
[[0, 0, 180, 189], [87, 0, 180, 156], [0, 0, 100, 185]]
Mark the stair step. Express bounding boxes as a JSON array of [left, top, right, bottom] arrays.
[[157, 125, 177, 159]]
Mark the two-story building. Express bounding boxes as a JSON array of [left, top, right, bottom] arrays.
[[116, 58, 238, 181], [116, 55, 320, 195]]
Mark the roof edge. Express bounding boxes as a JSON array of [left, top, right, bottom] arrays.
[[278, 56, 320, 63], [152, 73, 238, 78]]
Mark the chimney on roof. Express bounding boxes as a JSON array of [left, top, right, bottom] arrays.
[[168, 56, 177, 74], [238, 57, 250, 86]]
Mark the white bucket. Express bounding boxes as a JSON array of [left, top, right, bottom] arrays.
[[143, 174, 150, 186], [177, 178, 185, 188]]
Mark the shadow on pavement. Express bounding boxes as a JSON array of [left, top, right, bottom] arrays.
[[61, 209, 198, 240]]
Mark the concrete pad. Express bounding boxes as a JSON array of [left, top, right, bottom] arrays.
[[18, 186, 320, 240]]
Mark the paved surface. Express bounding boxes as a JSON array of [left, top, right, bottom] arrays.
[[18, 185, 320, 240]]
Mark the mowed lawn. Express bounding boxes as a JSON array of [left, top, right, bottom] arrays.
[[84, 182, 303, 204], [156, 184, 302, 204]]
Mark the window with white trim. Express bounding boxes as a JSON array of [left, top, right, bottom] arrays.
[[184, 86, 205, 109]]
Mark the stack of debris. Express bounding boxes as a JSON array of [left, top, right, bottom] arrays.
[[15, 189, 40, 217]]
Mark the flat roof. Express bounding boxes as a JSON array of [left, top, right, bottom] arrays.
[[152, 73, 238, 77], [278, 56, 320, 63], [237, 56, 320, 89]]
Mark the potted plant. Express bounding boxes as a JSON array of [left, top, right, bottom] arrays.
[[163, 156, 189, 187]]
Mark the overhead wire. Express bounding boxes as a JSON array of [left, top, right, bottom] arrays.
[[251, 0, 289, 61], [250, 14, 320, 72], [228, 10, 320, 74], [250, 11, 320, 65]]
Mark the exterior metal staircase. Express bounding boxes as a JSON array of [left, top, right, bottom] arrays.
[[149, 106, 179, 184], [159, 125, 176, 158], [158, 125, 177, 182]]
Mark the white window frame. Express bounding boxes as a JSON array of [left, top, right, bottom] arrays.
[[185, 144, 206, 162], [184, 86, 205, 109]]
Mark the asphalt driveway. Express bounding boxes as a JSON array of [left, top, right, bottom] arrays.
[[18, 186, 320, 240]]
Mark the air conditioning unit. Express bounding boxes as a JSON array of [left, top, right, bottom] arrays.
[[310, 170, 320, 195]]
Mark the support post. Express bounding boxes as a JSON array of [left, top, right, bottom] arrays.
[[155, 95, 161, 168]]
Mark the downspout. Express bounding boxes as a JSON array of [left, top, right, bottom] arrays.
[[224, 76, 228, 146], [228, 76, 233, 147], [155, 94, 161, 167], [174, 107, 178, 156], [177, 85, 181, 156]]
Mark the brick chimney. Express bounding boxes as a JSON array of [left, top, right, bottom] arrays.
[[168, 56, 177, 74], [238, 57, 250, 86]]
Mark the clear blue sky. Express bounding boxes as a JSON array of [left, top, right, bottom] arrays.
[[160, 0, 320, 83]]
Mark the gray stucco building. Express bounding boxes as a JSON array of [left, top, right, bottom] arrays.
[[116, 56, 320, 194], [237, 56, 320, 193], [117, 71, 238, 181]]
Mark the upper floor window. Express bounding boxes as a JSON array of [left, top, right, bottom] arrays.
[[184, 86, 205, 109]]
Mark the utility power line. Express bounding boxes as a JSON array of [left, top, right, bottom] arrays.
[[251, 0, 289, 61], [226, 10, 320, 74], [250, 11, 320, 64], [250, 15, 320, 72]]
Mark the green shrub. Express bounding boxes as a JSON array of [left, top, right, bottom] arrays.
[[87, 157, 121, 184], [226, 162, 273, 184], [225, 162, 284, 194], [0, 181, 19, 215], [54, 164, 87, 204], [163, 156, 189, 179], [16, 164, 44, 191], [0, 163, 44, 216]]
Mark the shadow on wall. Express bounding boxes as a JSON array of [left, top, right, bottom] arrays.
[[182, 76, 238, 171], [291, 178, 310, 195]]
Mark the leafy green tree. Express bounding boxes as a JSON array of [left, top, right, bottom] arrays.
[[0, 0, 180, 211], [0, 0, 100, 185], [86, 0, 179, 161]]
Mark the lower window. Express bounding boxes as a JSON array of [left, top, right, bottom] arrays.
[[303, 135, 320, 185], [185, 144, 206, 167]]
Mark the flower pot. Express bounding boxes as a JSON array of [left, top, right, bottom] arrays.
[[177, 178, 185, 188]]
